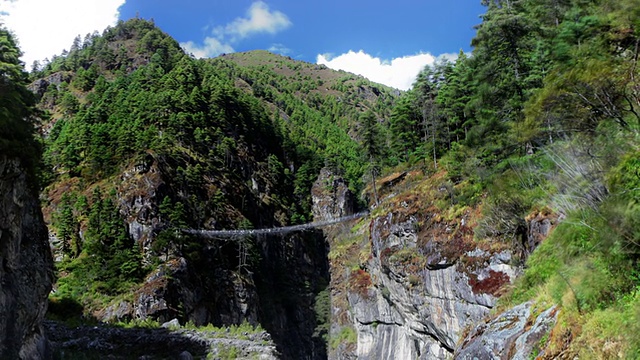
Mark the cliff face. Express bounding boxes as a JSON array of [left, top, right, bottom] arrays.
[[315, 170, 556, 360], [340, 212, 516, 359], [0, 157, 53, 359]]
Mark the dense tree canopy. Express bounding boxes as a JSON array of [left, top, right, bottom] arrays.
[[0, 27, 40, 176]]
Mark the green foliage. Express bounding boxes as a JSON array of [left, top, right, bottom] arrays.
[[329, 326, 356, 350], [0, 27, 41, 179], [31, 8, 640, 356], [313, 287, 331, 342]]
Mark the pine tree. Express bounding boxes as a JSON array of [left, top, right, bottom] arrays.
[[0, 27, 40, 174], [360, 110, 383, 205]]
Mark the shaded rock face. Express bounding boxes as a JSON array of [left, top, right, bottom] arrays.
[[0, 157, 53, 359], [455, 302, 558, 360], [255, 231, 330, 360], [121, 233, 329, 360], [125, 257, 260, 327], [45, 320, 279, 359]]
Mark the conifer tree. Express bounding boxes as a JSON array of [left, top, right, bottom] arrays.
[[360, 110, 383, 205]]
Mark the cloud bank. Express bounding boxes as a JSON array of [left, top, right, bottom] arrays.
[[317, 50, 457, 91], [0, 0, 125, 68], [182, 1, 291, 58]]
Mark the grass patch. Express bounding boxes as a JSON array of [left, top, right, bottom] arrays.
[[330, 326, 357, 350]]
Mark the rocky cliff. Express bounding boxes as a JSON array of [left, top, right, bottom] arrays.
[[315, 170, 557, 360], [0, 156, 54, 359]]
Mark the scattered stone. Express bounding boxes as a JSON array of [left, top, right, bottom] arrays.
[[162, 318, 181, 329]]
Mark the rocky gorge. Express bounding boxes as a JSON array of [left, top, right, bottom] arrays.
[[0, 154, 562, 359]]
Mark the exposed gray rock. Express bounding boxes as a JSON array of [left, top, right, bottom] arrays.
[[99, 301, 133, 323], [118, 157, 163, 248], [329, 208, 519, 360], [454, 302, 558, 360], [162, 318, 181, 329], [28, 72, 72, 96], [312, 167, 355, 221], [0, 156, 54, 359]]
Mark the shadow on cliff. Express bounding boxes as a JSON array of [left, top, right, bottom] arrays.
[[254, 230, 331, 360]]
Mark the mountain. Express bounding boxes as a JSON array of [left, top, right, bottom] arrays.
[[29, 18, 400, 359], [20, 0, 640, 358]]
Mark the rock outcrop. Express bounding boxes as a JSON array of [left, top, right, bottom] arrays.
[[455, 302, 558, 359], [312, 167, 355, 221], [0, 157, 54, 359]]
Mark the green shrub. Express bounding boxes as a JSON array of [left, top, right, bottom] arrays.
[[330, 326, 356, 349]]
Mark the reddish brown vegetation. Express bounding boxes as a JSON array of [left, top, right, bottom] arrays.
[[468, 270, 510, 296], [348, 269, 373, 298]]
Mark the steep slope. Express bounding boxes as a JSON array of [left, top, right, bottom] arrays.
[[0, 156, 55, 359]]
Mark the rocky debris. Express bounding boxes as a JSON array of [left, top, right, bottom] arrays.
[[455, 302, 558, 360], [312, 167, 355, 222], [0, 156, 54, 359], [44, 320, 279, 359]]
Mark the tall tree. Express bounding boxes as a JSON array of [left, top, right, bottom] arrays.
[[360, 110, 383, 205], [0, 27, 40, 174], [389, 95, 420, 162]]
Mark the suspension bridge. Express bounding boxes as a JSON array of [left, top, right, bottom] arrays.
[[182, 211, 368, 238]]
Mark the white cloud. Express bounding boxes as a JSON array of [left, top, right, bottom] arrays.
[[0, 0, 125, 68], [216, 1, 291, 41], [317, 50, 453, 91], [181, 1, 291, 59], [268, 43, 290, 55], [181, 38, 234, 59]]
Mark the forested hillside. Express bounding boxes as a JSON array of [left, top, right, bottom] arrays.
[[15, 0, 640, 357]]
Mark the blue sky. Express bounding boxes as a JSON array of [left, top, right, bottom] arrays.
[[1, 0, 486, 90]]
